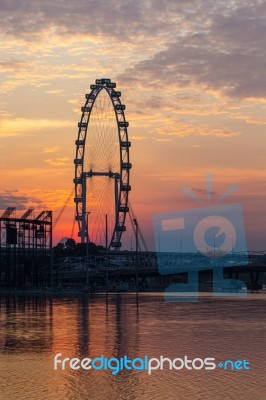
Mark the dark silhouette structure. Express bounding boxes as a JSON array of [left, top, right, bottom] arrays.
[[0, 207, 52, 288]]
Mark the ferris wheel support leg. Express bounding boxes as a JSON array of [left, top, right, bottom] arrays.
[[81, 173, 87, 244], [114, 175, 119, 242]]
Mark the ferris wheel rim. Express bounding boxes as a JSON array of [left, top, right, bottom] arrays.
[[74, 78, 131, 250]]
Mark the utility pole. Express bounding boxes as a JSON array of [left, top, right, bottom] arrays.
[[85, 211, 91, 292], [133, 218, 139, 293], [105, 214, 108, 294]]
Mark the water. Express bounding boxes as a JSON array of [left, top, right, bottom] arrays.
[[0, 293, 266, 400]]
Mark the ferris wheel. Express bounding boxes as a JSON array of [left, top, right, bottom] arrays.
[[74, 78, 131, 250]]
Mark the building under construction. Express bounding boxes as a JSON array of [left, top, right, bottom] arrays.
[[0, 207, 52, 289]]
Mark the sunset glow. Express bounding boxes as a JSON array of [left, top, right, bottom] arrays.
[[1, 0, 266, 249]]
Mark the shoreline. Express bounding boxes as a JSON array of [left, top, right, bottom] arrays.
[[0, 288, 265, 297]]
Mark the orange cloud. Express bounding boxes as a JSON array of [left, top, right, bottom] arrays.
[[0, 118, 73, 137], [44, 157, 70, 166]]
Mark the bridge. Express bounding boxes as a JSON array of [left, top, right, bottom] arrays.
[[53, 251, 266, 292]]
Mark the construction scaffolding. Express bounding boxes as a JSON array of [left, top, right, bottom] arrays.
[[0, 208, 52, 289]]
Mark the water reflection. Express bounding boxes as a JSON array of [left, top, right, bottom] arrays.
[[0, 294, 266, 400], [0, 296, 53, 354]]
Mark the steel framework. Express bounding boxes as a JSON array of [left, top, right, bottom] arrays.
[[0, 207, 52, 288], [74, 78, 131, 250]]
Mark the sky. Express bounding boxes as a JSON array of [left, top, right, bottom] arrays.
[[0, 0, 266, 250]]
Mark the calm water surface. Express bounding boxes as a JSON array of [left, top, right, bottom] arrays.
[[0, 293, 265, 400]]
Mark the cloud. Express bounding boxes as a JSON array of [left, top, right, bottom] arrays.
[[44, 157, 70, 166], [154, 138, 172, 142], [130, 135, 147, 141], [0, 118, 73, 136], [232, 114, 266, 126], [117, 1, 266, 100], [129, 92, 233, 118], [0, 190, 44, 210], [190, 188, 216, 196], [1, 0, 265, 101], [155, 121, 240, 138], [45, 89, 64, 95], [0, 188, 75, 212], [42, 146, 61, 153], [0, 59, 27, 71], [0, 0, 171, 41]]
